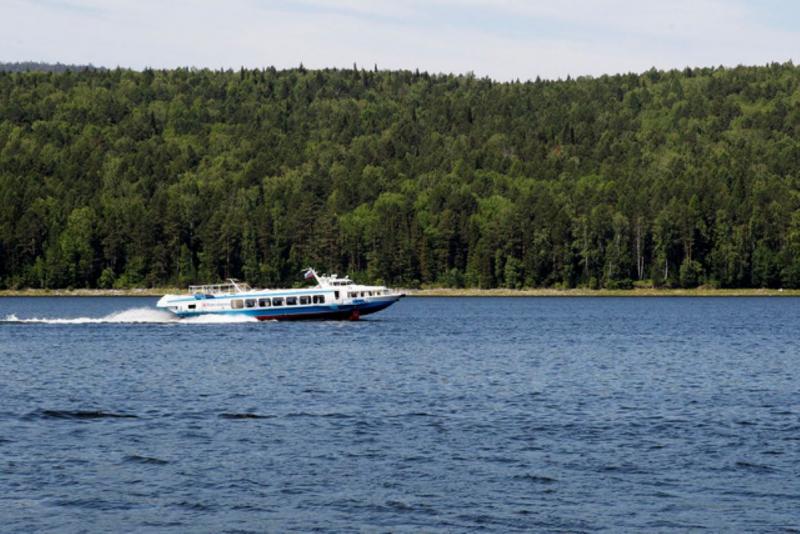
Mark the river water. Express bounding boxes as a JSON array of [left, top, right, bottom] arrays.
[[1, 296, 799, 532]]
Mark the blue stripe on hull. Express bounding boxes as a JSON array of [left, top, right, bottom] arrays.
[[356, 298, 400, 316], [256, 308, 357, 321], [175, 304, 355, 320]]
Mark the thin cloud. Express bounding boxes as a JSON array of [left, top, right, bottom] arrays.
[[2, 0, 798, 79]]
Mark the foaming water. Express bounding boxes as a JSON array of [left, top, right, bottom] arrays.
[[2, 307, 258, 324], [1, 296, 799, 532], [180, 313, 258, 324], [2, 307, 176, 324]]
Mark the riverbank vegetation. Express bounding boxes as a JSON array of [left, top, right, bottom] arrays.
[[2, 287, 799, 298], [1, 63, 800, 289]]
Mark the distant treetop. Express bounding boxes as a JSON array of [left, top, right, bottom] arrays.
[[0, 61, 105, 73]]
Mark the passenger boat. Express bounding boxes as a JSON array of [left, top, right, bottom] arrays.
[[156, 269, 404, 321]]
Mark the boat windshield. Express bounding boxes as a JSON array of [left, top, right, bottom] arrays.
[[189, 281, 252, 295]]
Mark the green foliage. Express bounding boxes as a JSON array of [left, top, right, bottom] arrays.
[[59, 207, 96, 287], [97, 267, 116, 289], [1, 64, 800, 289], [679, 258, 704, 288]]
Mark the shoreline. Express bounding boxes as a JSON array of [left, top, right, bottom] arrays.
[[401, 287, 800, 297], [1, 287, 800, 297]]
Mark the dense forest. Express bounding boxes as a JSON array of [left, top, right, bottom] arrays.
[[1, 63, 800, 289], [0, 62, 103, 74]]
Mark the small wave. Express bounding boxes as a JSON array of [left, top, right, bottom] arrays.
[[51, 497, 131, 511], [513, 474, 558, 484], [598, 464, 650, 474], [124, 454, 169, 465], [219, 413, 275, 420], [33, 409, 138, 420], [387, 411, 437, 418], [175, 500, 216, 512], [734, 461, 777, 473], [285, 412, 354, 419]]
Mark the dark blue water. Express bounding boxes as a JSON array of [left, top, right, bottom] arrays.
[[1, 296, 799, 532]]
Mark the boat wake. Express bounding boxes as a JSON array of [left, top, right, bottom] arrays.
[[2, 308, 258, 324], [180, 313, 259, 324]]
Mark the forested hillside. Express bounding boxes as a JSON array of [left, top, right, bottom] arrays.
[[0, 62, 102, 73], [1, 64, 800, 289]]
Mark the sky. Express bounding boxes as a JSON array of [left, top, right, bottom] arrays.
[[3, 0, 799, 81]]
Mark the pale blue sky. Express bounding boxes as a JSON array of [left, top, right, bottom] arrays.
[[3, 0, 799, 80]]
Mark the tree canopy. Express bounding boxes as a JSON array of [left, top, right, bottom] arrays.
[[1, 63, 800, 289]]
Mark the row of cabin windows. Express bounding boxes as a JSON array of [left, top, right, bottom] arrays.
[[348, 290, 383, 298], [230, 294, 326, 309]]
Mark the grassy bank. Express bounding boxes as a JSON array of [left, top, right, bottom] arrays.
[[2, 287, 800, 297]]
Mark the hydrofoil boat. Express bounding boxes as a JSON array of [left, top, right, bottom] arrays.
[[156, 269, 403, 321]]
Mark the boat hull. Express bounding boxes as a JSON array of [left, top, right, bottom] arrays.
[[255, 307, 358, 321], [356, 296, 402, 317], [167, 295, 403, 321]]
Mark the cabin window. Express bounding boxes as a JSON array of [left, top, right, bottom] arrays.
[[272, 297, 284, 306], [299, 295, 310, 305], [188, 304, 196, 310], [259, 298, 270, 307], [245, 299, 256, 308], [313, 295, 325, 304], [232, 299, 244, 309], [334, 291, 339, 299], [286, 296, 297, 306]]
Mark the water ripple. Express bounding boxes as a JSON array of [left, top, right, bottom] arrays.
[[2, 296, 800, 532], [28, 409, 138, 420]]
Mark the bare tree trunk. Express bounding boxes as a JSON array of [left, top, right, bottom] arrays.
[[583, 224, 589, 279], [635, 217, 643, 280]]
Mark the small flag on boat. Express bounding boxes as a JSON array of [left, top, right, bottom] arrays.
[[304, 269, 315, 280]]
